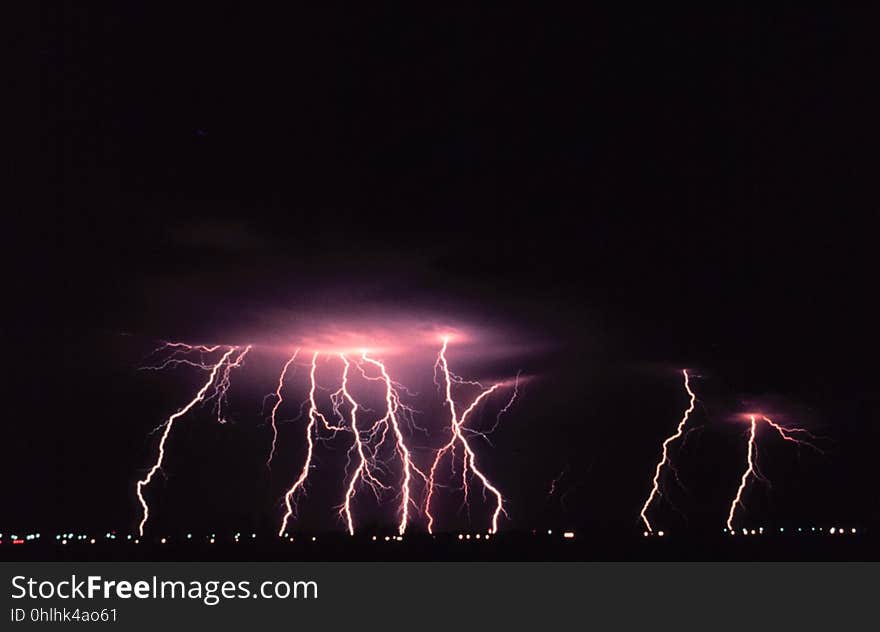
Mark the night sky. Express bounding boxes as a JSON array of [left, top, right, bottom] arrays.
[[11, 6, 879, 537]]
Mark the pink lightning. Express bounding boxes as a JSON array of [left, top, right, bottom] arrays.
[[143, 342, 251, 425], [135, 334, 521, 537], [548, 469, 566, 496], [726, 414, 821, 532], [726, 414, 760, 532], [278, 352, 323, 536], [425, 337, 515, 534], [359, 352, 428, 535], [639, 369, 697, 533], [337, 354, 390, 534], [140, 342, 223, 371], [277, 350, 427, 535], [136, 345, 241, 536], [211, 346, 251, 423], [266, 350, 299, 468]]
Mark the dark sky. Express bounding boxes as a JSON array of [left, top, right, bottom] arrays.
[[10, 5, 879, 537]]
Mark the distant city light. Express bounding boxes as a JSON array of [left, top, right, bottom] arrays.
[[5, 522, 862, 549]]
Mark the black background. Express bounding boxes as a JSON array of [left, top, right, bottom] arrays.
[[9, 5, 879, 543]]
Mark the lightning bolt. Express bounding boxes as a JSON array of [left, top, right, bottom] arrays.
[[639, 369, 697, 533], [140, 342, 223, 371], [726, 414, 821, 532], [359, 352, 428, 536], [548, 468, 566, 496], [277, 350, 427, 535], [211, 345, 251, 423], [336, 354, 391, 534], [278, 352, 323, 536], [266, 350, 299, 468], [135, 345, 242, 536], [726, 414, 760, 532], [137, 338, 519, 537], [425, 338, 515, 534]]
